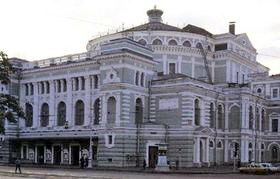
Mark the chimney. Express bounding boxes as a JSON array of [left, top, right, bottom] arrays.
[[229, 22, 236, 35]]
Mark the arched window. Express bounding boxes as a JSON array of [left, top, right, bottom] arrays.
[[138, 39, 147, 46], [107, 97, 116, 124], [257, 88, 262, 94], [261, 109, 265, 132], [217, 141, 223, 149], [93, 75, 99, 89], [30, 83, 34, 95], [63, 79, 67, 92], [41, 82, 45, 94], [249, 143, 253, 149], [207, 45, 212, 52], [135, 71, 139, 86], [182, 41, 191, 47], [209, 103, 214, 128], [40, 103, 49, 127], [25, 84, 29, 96], [229, 106, 240, 130], [256, 108, 260, 131], [272, 119, 278, 132], [75, 77, 79, 91], [152, 39, 162, 45], [249, 106, 254, 130], [217, 104, 224, 129], [57, 80, 61, 93], [94, 98, 101, 125], [46, 81, 50, 94], [140, 73, 144, 87], [25, 103, 33, 127], [196, 42, 203, 49], [135, 98, 143, 124], [57, 102, 66, 126], [75, 100, 84, 125], [272, 146, 278, 161], [209, 141, 214, 148], [168, 39, 177, 46], [81, 77, 85, 90], [194, 99, 200, 126]]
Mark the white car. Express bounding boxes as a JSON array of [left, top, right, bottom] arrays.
[[259, 163, 279, 173]]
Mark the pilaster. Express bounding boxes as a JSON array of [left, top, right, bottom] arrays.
[[33, 82, 39, 128], [49, 80, 55, 127], [66, 78, 73, 126]]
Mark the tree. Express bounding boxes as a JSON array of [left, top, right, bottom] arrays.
[[0, 51, 25, 134]]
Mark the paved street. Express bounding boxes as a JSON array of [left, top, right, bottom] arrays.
[[0, 166, 279, 179]]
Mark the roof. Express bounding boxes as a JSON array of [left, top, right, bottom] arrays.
[[182, 24, 213, 37], [271, 73, 280, 78], [122, 22, 183, 32]]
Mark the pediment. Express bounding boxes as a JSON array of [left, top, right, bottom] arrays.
[[195, 126, 214, 135], [234, 33, 256, 51]]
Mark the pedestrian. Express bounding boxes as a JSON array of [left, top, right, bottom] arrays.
[[143, 159, 146, 169], [80, 156, 85, 169], [85, 156, 89, 168], [15, 158, 22, 174]]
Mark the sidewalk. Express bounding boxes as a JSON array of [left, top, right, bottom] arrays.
[[0, 164, 239, 175]]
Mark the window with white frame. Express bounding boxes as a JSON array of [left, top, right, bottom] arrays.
[[272, 88, 279, 99]]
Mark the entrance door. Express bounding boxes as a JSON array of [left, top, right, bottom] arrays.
[[148, 146, 158, 168], [37, 146, 44, 164], [71, 145, 80, 166], [53, 146, 61, 165]]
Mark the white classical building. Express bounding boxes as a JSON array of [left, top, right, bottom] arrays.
[[1, 7, 280, 168]]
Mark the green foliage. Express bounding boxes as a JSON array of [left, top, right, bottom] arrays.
[[0, 51, 25, 134]]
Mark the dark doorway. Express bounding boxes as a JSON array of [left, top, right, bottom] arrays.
[[148, 146, 158, 168], [53, 146, 61, 165], [71, 145, 80, 166], [37, 146, 44, 164]]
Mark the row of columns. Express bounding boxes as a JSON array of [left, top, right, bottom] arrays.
[[193, 136, 266, 164]]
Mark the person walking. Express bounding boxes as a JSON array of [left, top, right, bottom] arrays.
[[15, 158, 22, 174], [80, 156, 85, 169], [85, 156, 89, 168]]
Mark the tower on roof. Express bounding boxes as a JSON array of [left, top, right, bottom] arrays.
[[147, 6, 163, 23]]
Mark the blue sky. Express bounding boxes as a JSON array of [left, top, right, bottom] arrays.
[[0, 0, 279, 74]]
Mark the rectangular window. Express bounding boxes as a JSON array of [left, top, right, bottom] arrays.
[[236, 72, 239, 83], [242, 74, 245, 84], [108, 135, 113, 145], [272, 88, 278, 98], [169, 63, 176, 74], [215, 43, 228, 51], [272, 119, 278, 132]]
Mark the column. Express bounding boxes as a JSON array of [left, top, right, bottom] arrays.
[[178, 56, 182, 73], [191, 57, 195, 78], [241, 101, 247, 130], [240, 139, 246, 163], [116, 93, 121, 127], [224, 138, 229, 162], [66, 78, 73, 126], [49, 80, 55, 127], [84, 76, 91, 126], [79, 77, 83, 90], [33, 82, 39, 128], [44, 81, 48, 94], [193, 137, 200, 163], [205, 138, 209, 163], [101, 96, 107, 127], [163, 55, 167, 75], [224, 100, 229, 131]]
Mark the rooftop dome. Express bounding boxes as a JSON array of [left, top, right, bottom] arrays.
[[147, 6, 163, 23]]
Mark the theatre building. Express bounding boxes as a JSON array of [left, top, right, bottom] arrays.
[[0, 7, 280, 167]]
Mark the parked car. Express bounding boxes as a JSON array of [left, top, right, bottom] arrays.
[[239, 163, 269, 174], [259, 163, 279, 173]]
